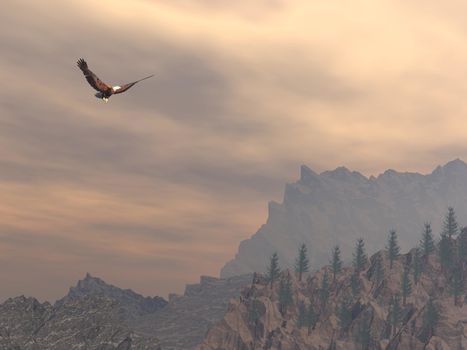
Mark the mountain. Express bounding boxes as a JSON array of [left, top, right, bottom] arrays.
[[57, 273, 167, 320], [221, 159, 467, 278], [0, 294, 161, 349], [136, 274, 252, 350], [199, 233, 467, 349], [0, 273, 251, 350]]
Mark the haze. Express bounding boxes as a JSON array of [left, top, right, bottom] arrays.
[[2, 0, 467, 301]]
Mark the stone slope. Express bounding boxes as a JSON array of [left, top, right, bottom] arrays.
[[57, 273, 167, 321], [200, 235, 467, 349], [222, 159, 467, 277], [0, 295, 161, 350], [137, 274, 252, 350]]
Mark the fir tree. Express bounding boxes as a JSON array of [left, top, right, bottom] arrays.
[[351, 272, 362, 298], [297, 301, 307, 328], [336, 294, 352, 333], [449, 265, 464, 306], [401, 268, 412, 306], [294, 243, 309, 282], [353, 238, 368, 272], [388, 293, 402, 337], [438, 233, 454, 272], [413, 248, 422, 285], [373, 252, 385, 285], [387, 230, 400, 269], [443, 207, 459, 238], [266, 252, 281, 288], [278, 272, 293, 315], [306, 303, 318, 334], [330, 245, 343, 283], [458, 228, 467, 265], [420, 223, 435, 257], [420, 298, 440, 342], [319, 271, 330, 310]]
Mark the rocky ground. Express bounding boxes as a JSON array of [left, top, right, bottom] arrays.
[[199, 237, 467, 349]]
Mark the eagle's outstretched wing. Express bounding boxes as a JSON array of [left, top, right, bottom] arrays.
[[77, 58, 112, 93], [113, 75, 154, 94]]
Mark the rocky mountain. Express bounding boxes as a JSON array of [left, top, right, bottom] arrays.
[[0, 294, 161, 350], [57, 273, 167, 321], [222, 159, 467, 278], [137, 274, 252, 350], [0, 273, 251, 350], [199, 233, 467, 349]]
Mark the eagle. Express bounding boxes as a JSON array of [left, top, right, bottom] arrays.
[[77, 58, 154, 102]]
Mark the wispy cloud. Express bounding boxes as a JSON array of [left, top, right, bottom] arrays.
[[2, 0, 467, 301]]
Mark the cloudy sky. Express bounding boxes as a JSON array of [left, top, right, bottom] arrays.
[[2, 0, 467, 301]]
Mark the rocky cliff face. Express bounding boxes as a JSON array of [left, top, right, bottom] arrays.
[[137, 274, 252, 350], [222, 159, 467, 278], [200, 235, 467, 350]]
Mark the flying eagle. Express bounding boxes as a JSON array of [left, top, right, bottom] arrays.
[[77, 58, 154, 102]]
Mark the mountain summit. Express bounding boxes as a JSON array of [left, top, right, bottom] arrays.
[[221, 159, 467, 277]]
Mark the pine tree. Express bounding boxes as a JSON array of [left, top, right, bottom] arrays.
[[458, 228, 467, 265], [336, 294, 352, 333], [438, 233, 454, 272], [266, 252, 281, 288], [306, 303, 318, 334], [319, 271, 330, 310], [297, 301, 307, 328], [353, 238, 368, 272], [351, 272, 362, 298], [373, 252, 385, 285], [387, 230, 400, 269], [449, 265, 464, 306], [420, 223, 435, 257], [413, 248, 422, 285], [388, 293, 402, 337], [294, 243, 309, 282], [443, 207, 459, 238], [401, 268, 412, 306], [330, 245, 343, 283], [278, 272, 293, 315], [420, 298, 440, 342]]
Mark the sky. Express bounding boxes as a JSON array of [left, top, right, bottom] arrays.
[[2, 0, 467, 302]]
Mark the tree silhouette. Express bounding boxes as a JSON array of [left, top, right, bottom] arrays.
[[443, 207, 459, 238], [387, 230, 400, 269], [353, 238, 368, 272], [330, 245, 343, 283], [266, 252, 281, 288], [294, 243, 309, 282], [420, 223, 435, 257]]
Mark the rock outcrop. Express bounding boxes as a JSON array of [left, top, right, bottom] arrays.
[[222, 159, 467, 278], [137, 274, 252, 350], [200, 235, 467, 350]]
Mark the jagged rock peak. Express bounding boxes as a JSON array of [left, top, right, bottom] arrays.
[[57, 273, 167, 314]]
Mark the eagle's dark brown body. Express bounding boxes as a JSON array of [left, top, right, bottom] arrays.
[[77, 58, 153, 102]]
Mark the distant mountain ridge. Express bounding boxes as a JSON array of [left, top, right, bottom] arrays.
[[0, 273, 251, 350], [221, 159, 467, 277], [57, 273, 167, 318]]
